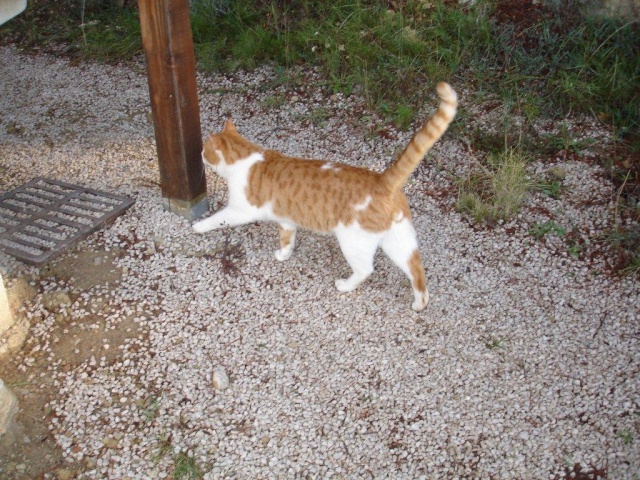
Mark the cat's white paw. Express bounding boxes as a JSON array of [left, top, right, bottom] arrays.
[[275, 248, 293, 261], [192, 220, 210, 234], [335, 278, 356, 292], [411, 291, 429, 311]]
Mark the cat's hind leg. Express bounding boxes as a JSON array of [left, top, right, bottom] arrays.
[[334, 226, 382, 293], [381, 219, 429, 311], [275, 224, 297, 261]]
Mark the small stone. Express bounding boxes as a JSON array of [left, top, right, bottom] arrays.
[[90, 297, 107, 313], [103, 437, 120, 449], [212, 367, 230, 390], [7, 277, 37, 312], [41, 292, 72, 311], [55, 467, 74, 480], [547, 166, 567, 180], [6, 121, 24, 135]]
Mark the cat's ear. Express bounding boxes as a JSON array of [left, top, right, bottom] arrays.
[[205, 133, 221, 148], [223, 119, 237, 133]]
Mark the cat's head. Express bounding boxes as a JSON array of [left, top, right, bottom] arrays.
[[202, 119, 262, 173]]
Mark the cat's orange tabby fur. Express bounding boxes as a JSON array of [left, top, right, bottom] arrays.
[[194, 82, 457, 311]]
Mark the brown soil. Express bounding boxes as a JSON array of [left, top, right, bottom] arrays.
[[0, 248, 148, 480], [493, 0, 553, 30]]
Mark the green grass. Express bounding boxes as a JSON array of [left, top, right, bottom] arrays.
[[3, 1, 638, 142], [529, 221, 567, 240], [173, 452, 203, 480], [189, 0, 467, 123], [484, 337, 504, 350], [457, 147, 530, 223], [551, 17, 640, 145], [152, 431, 173, 465], [567, 243, 582, 257], [533, 165, 568, 198], [536, 178, 563, 198], [295, 106, 332, 127], [77, 8, 141, 62], [624, 256, 640, 276], [603, 226, 640, 275], [260, 94, 286, 109], [540, 124, 597, 156], [619, 429, 634, 445], [0, 1, 141, 61], [141, 395, 162, 423]]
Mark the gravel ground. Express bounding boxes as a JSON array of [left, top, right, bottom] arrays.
[[1, 46, 639, 479]]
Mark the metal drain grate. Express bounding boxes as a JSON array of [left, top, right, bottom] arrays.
[[0, 177, 134, 265]]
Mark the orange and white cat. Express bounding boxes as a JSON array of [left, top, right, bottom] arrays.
[[193, 82, 457, 311]]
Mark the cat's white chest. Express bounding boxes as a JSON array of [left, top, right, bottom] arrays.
[[225, 153, 272, 217]]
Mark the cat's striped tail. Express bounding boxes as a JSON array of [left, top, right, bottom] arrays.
[[382, 82, 457, 192]]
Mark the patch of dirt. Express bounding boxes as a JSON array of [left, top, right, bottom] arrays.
[[46, 249, 124, 291], [0, 247, 148, 480], [0, 316, 145, 479], [552, 462, 608, 479], [493, 0, 553, 31]]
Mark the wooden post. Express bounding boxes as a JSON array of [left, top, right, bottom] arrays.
[[138, 0, 207, 220]]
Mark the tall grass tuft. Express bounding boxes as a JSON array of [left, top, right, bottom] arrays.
[[173, 452, 202, 480], [457, 148, 530, 223]]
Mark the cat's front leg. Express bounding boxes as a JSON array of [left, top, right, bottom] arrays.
[[193, 207, 254, 233], [275, 224, 297, 261]]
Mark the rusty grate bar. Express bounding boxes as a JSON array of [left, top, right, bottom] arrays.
[[0, 177, 134, 265]]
